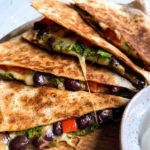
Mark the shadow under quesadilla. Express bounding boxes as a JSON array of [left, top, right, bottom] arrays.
[[73, 0, 150, 71], [22, 0, 150, 89]]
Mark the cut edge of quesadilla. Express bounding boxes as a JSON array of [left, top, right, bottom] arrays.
[[23, 19, 146, 90], [0, 36, 136, 98]]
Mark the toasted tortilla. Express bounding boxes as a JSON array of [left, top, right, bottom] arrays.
[[74, 0, 150, 70], [0, 36, 135, 90], [29, 0, 150, 85], [0, 80, 128, 131]]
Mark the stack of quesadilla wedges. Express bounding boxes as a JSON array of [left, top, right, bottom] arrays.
[[0, 0, 149, 149]]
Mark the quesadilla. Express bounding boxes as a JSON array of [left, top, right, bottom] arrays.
[[73, 0, 150, 70], [0, 80, 127, 150], [22, 0, 150, 89], [0, 36, 136, 98]]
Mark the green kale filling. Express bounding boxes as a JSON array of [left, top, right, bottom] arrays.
[[49, 76, 64, 87], [22, 126, 43, 139], [49, 141, 58, 147], [97, 50, 112, 59], [67, 123, 98, 138], [0, 73, 14, 80]]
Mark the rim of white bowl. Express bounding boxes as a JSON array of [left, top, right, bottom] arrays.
[[120, 86, 150, 150]]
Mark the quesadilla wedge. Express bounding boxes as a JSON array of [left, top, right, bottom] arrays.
[[22, 0, 150, 89], [73, 0, 150, 70], [0, 80, 127, 150], [0, 36, 136, 98]]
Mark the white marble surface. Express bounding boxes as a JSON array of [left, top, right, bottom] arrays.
[[0, 0, 149, 39]]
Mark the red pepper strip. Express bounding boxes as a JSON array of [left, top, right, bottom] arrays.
[[77, 37, 93, 47], [8, 66, 29, 75], [88, 81, 100, 93], [0, 65, 8, 71], [62, 118, 77, 133], [41, 18, 54, 26], [103, 29, 121, 48]]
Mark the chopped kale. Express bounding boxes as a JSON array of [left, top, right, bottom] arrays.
[[52, 40, 64, 51], [85, 48, 96, 57], [22, 126, 43, 139], [49, 76, 64, 86], [0, 73, 14, 80], [67, 41, 85, 55], [97, 50, 112, 59], [49, 141, 58, 147], [67, 123, 98, 138]]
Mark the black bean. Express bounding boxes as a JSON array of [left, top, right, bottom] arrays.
[[65, 79, 81, 91], [9, 135, 30, 150], [97, 109, 112, 124], [76, 113, 93, 130], [32, 135, 49, 150], [110, 56, 120, 66], [48, 37, 56, 47], [112, 107, 124, 120], [111, 86, 121, 94], [34, 21, 47, 30], [44, 130, 55, 141], [137, 80, 145, 89], [53, 121, 62, 136], [33, 72, 47, 86]]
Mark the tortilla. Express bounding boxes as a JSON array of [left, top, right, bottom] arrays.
[[0, 79, 127, 148], [74, 0, 150, 70], [0, 36, 135, 92], [23, 0, 150, 88]]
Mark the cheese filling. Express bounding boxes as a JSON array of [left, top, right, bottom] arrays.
[[32, 21, 146, 88], [0, 65, 135, 98]]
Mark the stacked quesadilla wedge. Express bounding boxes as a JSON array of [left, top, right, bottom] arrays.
[[73, 0, 150, 70], [22, 0, 150, 89], [0, 37, 129, 149]]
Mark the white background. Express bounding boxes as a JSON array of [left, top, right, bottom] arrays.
[[0, 0, 149, 39]]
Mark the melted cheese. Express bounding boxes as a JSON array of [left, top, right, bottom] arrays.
[[69, 51, 98, 123], [0, 69, 34, 85]]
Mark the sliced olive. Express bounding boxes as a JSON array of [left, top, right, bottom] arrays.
[[53, 121, 62, 136], [76, 113, 94, 129], [110, 56, 120, 66], [64, 79, 81, 91], [9, 135, 30, 150]]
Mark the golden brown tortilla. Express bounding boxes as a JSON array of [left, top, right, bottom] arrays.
[[0, 80, 128, 132], [29, 0, 150, 85], [0, 36, 134, 90], [74, 0, 150, 70]]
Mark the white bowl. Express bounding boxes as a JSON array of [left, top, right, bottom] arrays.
[[120, 86, 150, 150]]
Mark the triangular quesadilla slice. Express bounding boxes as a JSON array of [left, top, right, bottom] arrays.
[[73, 0, 150, 71], [0, 80, 127, 149], [22, 0, 150, 89], [0, 36, 135, 98]]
